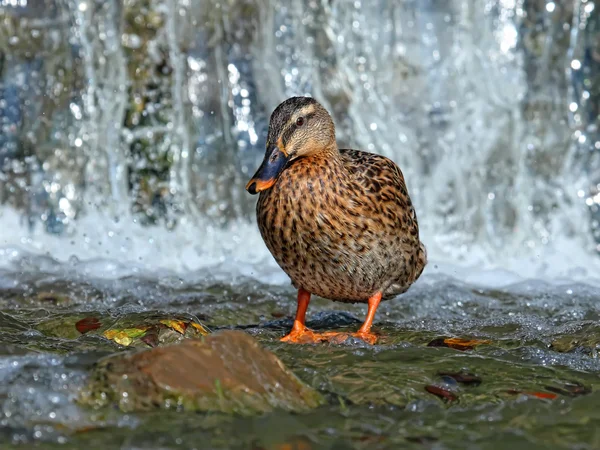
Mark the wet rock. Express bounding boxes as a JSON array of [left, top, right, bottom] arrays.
[[36, 291, 73, 306], [438, 371, 482, 386], [80, 330, 323, 415]]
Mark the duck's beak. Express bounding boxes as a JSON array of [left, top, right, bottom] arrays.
[[245, 146, 289, 195]]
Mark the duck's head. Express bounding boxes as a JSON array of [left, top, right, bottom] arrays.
[[245, 96, 336, 195]]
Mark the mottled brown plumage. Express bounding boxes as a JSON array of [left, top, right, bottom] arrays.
[[246, 96, 426, 343]]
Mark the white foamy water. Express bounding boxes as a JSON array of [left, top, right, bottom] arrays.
[[1, 205, 599, 289]]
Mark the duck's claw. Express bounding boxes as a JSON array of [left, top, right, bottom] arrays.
[[320, 331, 378, 345], [281, 329, 378, 345], [280, 289, 381, 345], [351, 331, 378, 345], [280, 327, 329, 344]]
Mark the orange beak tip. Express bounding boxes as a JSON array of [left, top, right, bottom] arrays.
[[246, 178, 276, 195]]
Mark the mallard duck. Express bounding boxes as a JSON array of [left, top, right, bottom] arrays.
[[246, 97, 427, 344]]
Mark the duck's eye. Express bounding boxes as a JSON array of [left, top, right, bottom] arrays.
[[295, 116, 305, 127]]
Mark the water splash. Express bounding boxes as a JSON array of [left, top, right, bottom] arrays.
[[0, 0, 599, 284]]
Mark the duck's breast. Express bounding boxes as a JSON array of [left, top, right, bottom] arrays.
[[257, 151, 425, 302]]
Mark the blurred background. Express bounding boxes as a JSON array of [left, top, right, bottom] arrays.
[[1, 0, 600, 282]]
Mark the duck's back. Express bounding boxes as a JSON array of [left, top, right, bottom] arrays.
[[257, 148, 426, 303]]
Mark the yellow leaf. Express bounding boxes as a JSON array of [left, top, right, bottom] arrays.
[[103, 330, 133, 346], [160, 319, 187, 334], [190, 322, 209, 335], [122, 327, 148, 338], [103, 330, 119, 340], [103, 327, 148, 346], [113, 332, 133, 346]]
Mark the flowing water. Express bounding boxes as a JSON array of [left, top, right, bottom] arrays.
[[1, 0, 600, 448]]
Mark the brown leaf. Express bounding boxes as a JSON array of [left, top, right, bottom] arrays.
[[425, 385, 458, 402], [428, 337, 491, 351], [140, 327, 160, 348], [75, 317, 102, 334]]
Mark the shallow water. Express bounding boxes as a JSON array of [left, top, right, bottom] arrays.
[[1, 268, 599, 449]]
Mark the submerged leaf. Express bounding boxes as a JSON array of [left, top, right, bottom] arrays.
[[190, 321, 209, 335], [428, 337, 491, 351], [75, 317, 102, 334], [425, 385, 458, 402], [524, 392, 558, 400], [141, 327, 160, 348], [111, 332, 132, 346], [103, 327, 149, 346], [506, 390, 558, 400], [160, 319, 187, 334]]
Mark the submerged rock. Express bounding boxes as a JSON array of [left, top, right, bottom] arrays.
[[550, 324, 600, 356], [80, 330, 323, 415]]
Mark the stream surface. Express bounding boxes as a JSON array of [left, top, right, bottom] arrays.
[[0, 266, 599, 450]]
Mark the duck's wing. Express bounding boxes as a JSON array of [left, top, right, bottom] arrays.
[[339, 148, 418, 233], [339, 148, 426, 292]]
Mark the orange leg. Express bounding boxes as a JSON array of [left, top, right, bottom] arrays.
[[352, 291, 382, 344], [280, 288, 326, 344], [280, 289, 382, 345]]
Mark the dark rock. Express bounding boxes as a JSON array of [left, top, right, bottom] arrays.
[[438, 371, 482, 386]]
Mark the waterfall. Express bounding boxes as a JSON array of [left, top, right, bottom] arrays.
[[0, 0, 599, 282]]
